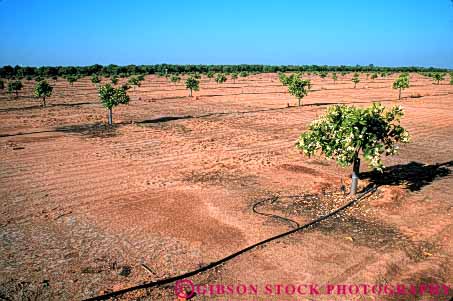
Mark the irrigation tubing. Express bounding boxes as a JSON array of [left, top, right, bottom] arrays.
[[252, 195, 300, 229], [84, 185, 377, 301]]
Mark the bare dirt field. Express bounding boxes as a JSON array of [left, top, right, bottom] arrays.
[[1, 73, 453, 300]]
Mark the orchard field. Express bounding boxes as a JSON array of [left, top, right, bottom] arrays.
[[1, 72, 453, 300]]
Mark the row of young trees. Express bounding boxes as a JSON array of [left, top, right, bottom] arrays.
[[1, 64, 450, 79], [0, 71, 441, 196], [1, 72, 452, 115]]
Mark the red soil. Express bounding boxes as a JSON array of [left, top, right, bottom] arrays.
[[0, 73, 452, 300]]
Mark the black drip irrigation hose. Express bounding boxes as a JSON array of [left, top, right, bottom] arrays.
[[83, 185, 377, 301], [252, 195, 300, 229]]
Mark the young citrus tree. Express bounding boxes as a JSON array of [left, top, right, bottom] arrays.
[[319, 71, 328, 79], [170, 74, 181, 86], [279, 73, 297, 86], [34, 80, 53, 107], [231, 72, 238, 83], [215, 73, 227, 84], [66, 75, 78, 86], [185, 76, 199, 97], [207, 71, 214, 81], [239, 71, 248, 78], [111, 76, 119, 85], [288, 76, 311, 107], [450, 73, 453, 85], [127, 76, 141, 90], [332, 73, 338, 84], [279, 73, 288, 85], [370, 73, 378, 81], [297, 103, 410, 195], [91, 74, 101, 87], [99, 84, 130, 125], [8, 80, 23, 98], [351, 74, 360, 88], [432, 73, 445, 85], [392, 74, 410, 100]]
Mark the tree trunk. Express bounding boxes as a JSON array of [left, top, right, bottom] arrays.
[[108, 108, 113, 125], [42, 96, 46, 107], [398, 88, 401, 100], [189, 89, 192, 97], [350, 155, 360, 196], [298, 98, 301, 107], [15, 90, 18, 98], [354, 83, 357, 88]]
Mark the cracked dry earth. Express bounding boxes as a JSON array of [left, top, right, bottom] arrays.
[[0, 73, 453, 300]]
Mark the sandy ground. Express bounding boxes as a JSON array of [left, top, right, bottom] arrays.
[[0, 73, 452, 300]]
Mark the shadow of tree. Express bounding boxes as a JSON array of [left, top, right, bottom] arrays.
[[55, 122, 119, 138], [361, 161, 453, 192]]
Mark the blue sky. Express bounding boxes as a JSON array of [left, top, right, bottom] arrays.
[[1, 0, 453, 67]]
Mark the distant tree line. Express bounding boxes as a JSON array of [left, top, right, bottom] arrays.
[[0, 64, 450, 79]]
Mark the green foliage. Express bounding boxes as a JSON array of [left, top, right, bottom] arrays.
[[1, 64, 450, 79], [137, 74, 145, 81], [26, 75, 33, 81], [185, 77, 199, 96], [239, 71, 248, 77], [332, 73, 338, 83], [207, 71, 214, 79], [393, 74, 410, 100], [278, 73, 288, 85], [370, 73, 378, 80], [34, 80, 53, 106], [279, 73, 298, 86], [111, 76, 119, 85], [296, 103, 410, 171], [8, 80, 23, 96], [170, 74, 181, 85], [432, 73, 445, 84], [287, 76, 311, 106], [215, 73, 227, 84], [450, 73, 453, 85], [231, 72, 238, 82], [66, 75, 78, 85], [351, 74, 360, 88], [98, 83, 130, 110], [91, 74, 101, 85], [0, 79, 4, 90], [319, 71, 328, 79], [34, 76, 44, 82], [128, 76, 141, 87]]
